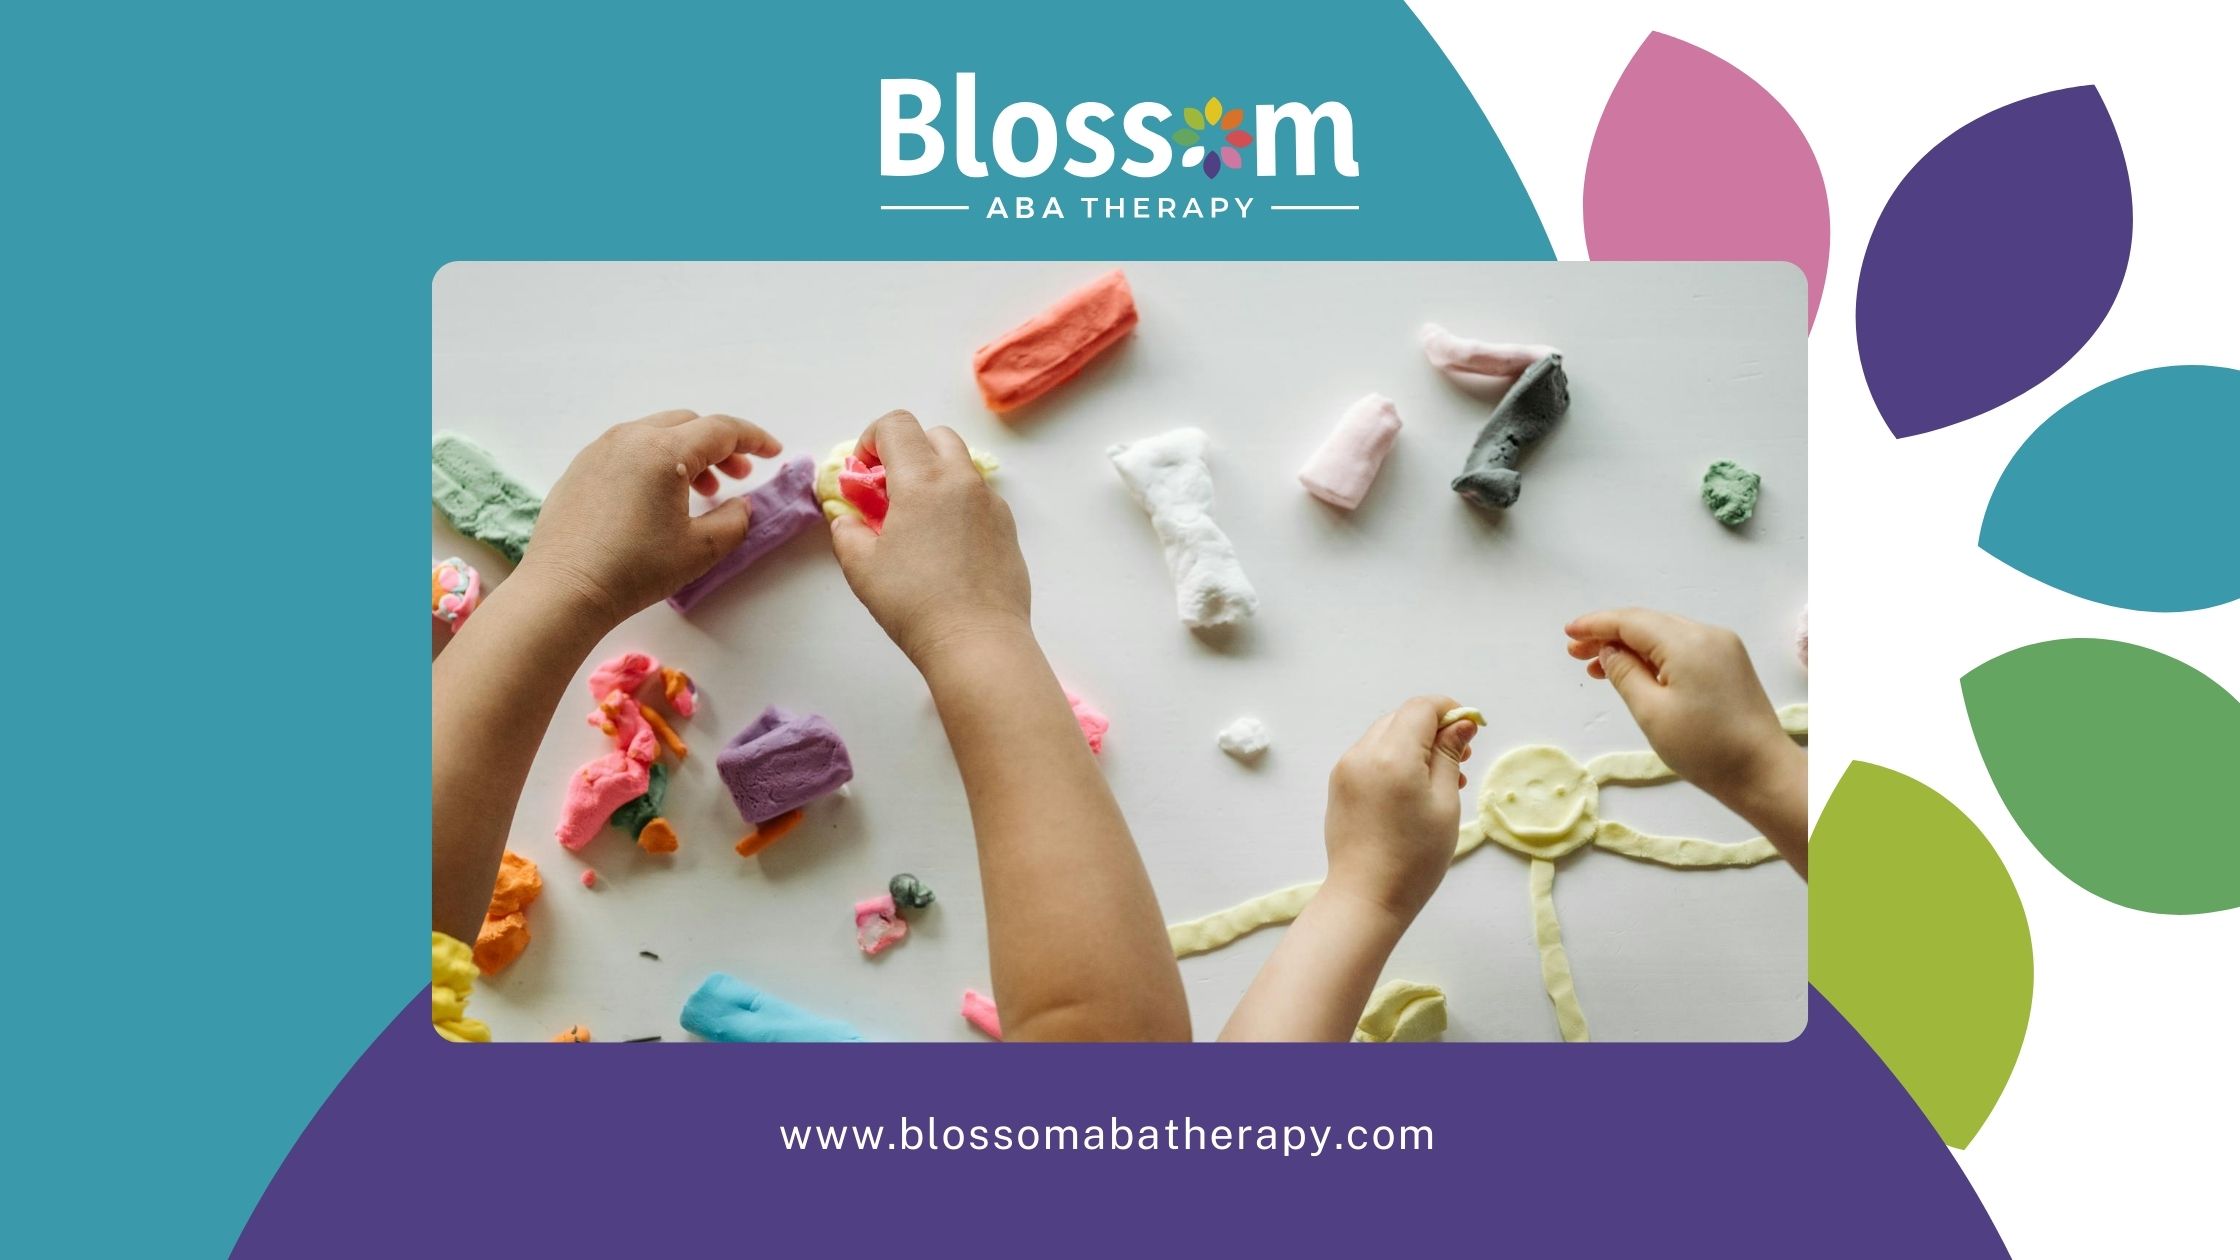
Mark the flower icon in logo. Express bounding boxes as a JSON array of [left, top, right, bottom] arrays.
[[1172, 95, 1252, 178]]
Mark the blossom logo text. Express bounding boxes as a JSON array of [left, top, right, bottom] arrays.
[[878, 73, 1359, 221]]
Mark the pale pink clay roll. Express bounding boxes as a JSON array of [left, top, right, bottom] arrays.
[[1298, 393, 1403, 510], [1420, 323, 1558, 388]]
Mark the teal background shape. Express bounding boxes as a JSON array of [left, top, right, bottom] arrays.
[[6, 1, 1547, 1253]]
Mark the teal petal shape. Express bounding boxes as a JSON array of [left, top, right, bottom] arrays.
[[1964, 638, 2240, 913], [1981, 365, 2240, 611]]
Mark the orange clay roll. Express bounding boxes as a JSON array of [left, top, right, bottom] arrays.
[[639, 704, 688, 760], [972, 269, 1137, 415], [733, 808, 806, 857]]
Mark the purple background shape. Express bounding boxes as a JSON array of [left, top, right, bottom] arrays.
[[1856, 87, 2130, 438], [235, 989, 2006, 1256]]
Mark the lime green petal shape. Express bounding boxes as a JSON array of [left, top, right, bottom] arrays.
[[1185, 107, 1206, 130], [1963, 638, 2240, 914], [1810, 761, 2032, 1149]]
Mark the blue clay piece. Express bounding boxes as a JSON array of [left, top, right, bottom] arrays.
[[680, 973, 863, 1043]]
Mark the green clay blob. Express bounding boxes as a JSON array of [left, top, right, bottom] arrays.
[[608, 760, 670, 837], [888, 873, 935, 910], [431, 432, 543, 562], [1701, 459, 1762, 526]]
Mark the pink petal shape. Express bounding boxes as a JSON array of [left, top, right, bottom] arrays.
[[1220, 145, 1241, 170], [1585, 32, 1830, 327]]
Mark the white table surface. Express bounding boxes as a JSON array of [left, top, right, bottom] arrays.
[[434, 260, 1808, 1042]]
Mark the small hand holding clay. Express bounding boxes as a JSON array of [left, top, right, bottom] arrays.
[[1322, 696, 1478, 919], [434, 412, 781, 946], [1221, 697, 1476, 1042], [523, 410, 783, 625], [832, 409, 1189, 1041], [1564, 607, 1807, 874], [828, 410, 1031, 666]]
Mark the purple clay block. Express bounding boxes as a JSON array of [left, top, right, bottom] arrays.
[[717, 705, 853, 824], [668, 457, 822, 613]]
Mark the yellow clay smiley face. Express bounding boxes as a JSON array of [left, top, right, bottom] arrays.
[[1478, 745, 1600, 858]]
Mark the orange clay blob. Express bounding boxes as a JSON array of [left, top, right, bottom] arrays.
[[474, 912, 530, 974], [734, 807, 806, 857], [660, 666, 697, 716], [638, 817, 680, 853], [487, 850, 544, 916], [972, 269, 1137, 415], [474, 851, 544, 974], [551, 1024, 593, 1043]]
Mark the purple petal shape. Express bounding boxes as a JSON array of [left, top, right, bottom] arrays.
[[1203, 151, 1220, 177], [1586, 33, 1830, 327], [1857, 87, 2131, 438]]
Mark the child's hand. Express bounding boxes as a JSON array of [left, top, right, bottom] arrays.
[[1564, 608, 1794, 804], [830, 410, 1032, 666], [1322, 696, 1478, 920], [519, 410, 782, 625]]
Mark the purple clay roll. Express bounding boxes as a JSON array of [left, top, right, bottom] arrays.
[[668, 456, 822, 613]]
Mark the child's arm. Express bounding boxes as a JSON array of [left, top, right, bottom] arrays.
[[1220, 697, 1477, 1041], [433, 411, 780, 942], [829, 411, 1190, 1042], [1563, 607, 1808, 876]]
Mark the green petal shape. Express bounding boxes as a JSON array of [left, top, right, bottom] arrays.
[[1171, 127, 1199, 145], [1810, 761, 2032, 1149], [1964, 638, 2240, 914], [1185, 107, 1206, 130]]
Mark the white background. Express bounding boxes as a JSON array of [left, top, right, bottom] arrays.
[[435, 261, 1806, 1045], [1408, 0, 2239, 1250]]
